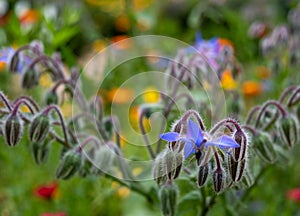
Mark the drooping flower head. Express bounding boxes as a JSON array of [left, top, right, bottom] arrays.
[[160, 119, 240, 160]]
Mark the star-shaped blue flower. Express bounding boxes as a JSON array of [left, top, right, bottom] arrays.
[[160, 119, 240, 159]]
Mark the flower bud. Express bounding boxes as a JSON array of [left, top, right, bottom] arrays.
[[29, 114, 50, 143], [164, 149, 183, 180], [248, 21, 268, 39], [22, 67, 39, 89], [102, 117, 114, 139], [140, 104, 163, 118], [4, 114, 23, 147], [93, 143, 116, 172], [44, 91, 59, 105], [253, 132, 277, 163], [78, 158, 93, 177], [197, 163, 209, 187], [159, 183, 178, 216], [213, 168, 226, 193], [153, 151, 167, 185], [233, 129, 247, 162], [56, 149, 82, 180], [31, 139, 51, 165], [9, 53, 19, 73], [228, 155, 246, 182], [277, 116, 299, 148], [236, 170, 254, 189]]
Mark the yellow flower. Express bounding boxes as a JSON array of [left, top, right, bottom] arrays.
[[133, 0, 152, 11], [142, 87, 160, 103], [117, 187, 130, 198], [129, 106, 150, 132], [132, 167, 143, 176], [60, 103, 72, 118], [39, 73, 53, 88], [242, 81, 262, 97], [220, 69, 238, 90], [92, 39, 107, 52], [20, 105, 31, 113]]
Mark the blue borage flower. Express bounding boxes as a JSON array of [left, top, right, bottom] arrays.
[[0, 47, 31, 73], [160, 119, 240, 160]]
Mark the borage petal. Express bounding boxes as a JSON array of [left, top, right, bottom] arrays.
[[183, 140, 195, 160], [159, 132, 180, 142], [205, 135, 240, 148], [187, 119, 204, 146]]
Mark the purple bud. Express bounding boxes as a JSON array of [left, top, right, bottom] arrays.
[[56, 149, 82, 180], [248, 21, 268, 39], [253, 132, 277, 163], [22, 67, 39, 89], [213, 167, 226, 193], [159, 182, 178, 216], [233, 129, 247, 162], [228, 156, 246, 182], [8, 53, 20, 73], [271, 25, 289, 46], [4, 114, 23, 147], [29, 114, 50, 143], [197, 163, 209, 187], [277, 116, 299, 148]]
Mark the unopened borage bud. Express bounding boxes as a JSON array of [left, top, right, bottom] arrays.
[[29, 114, 50, 143], [253, 132, 277, 163], [44, 90, 59, 105], [164, 149, 183, 180], [31, 139, 51, 165], [153, 151, 167, 185], [277, 115, 299, 148], [227, 155, 246, 182], [159, 182, 178, 216], [9, 52, 19, 73], [4, 114, 23, 147], [22, 67, 39, 89], [56, 149, 83, 180], [197, 163, 209, 187], [213, 167, 226, 193]]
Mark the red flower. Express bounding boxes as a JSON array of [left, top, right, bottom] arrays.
[[287, 188, 300, 202], [34, 182, 58, 200], [41, 212, 66, 216]]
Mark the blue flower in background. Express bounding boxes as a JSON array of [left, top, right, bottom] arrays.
[[160, 119, 240, 159], [0, 47, 31, 73]]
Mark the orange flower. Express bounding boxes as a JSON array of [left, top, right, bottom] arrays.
[[111, 35, 132, 50], [107, 87, 134, 104], [0, 61, 6, 71], [34, 182, 58, 200], [220, 69, 237, 91], [242, 81, 262, 97], [19, 9, 39, 25], [218, 38, 234, 51]]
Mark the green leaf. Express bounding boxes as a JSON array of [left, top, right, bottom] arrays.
[[52, 26, 79, 48]]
